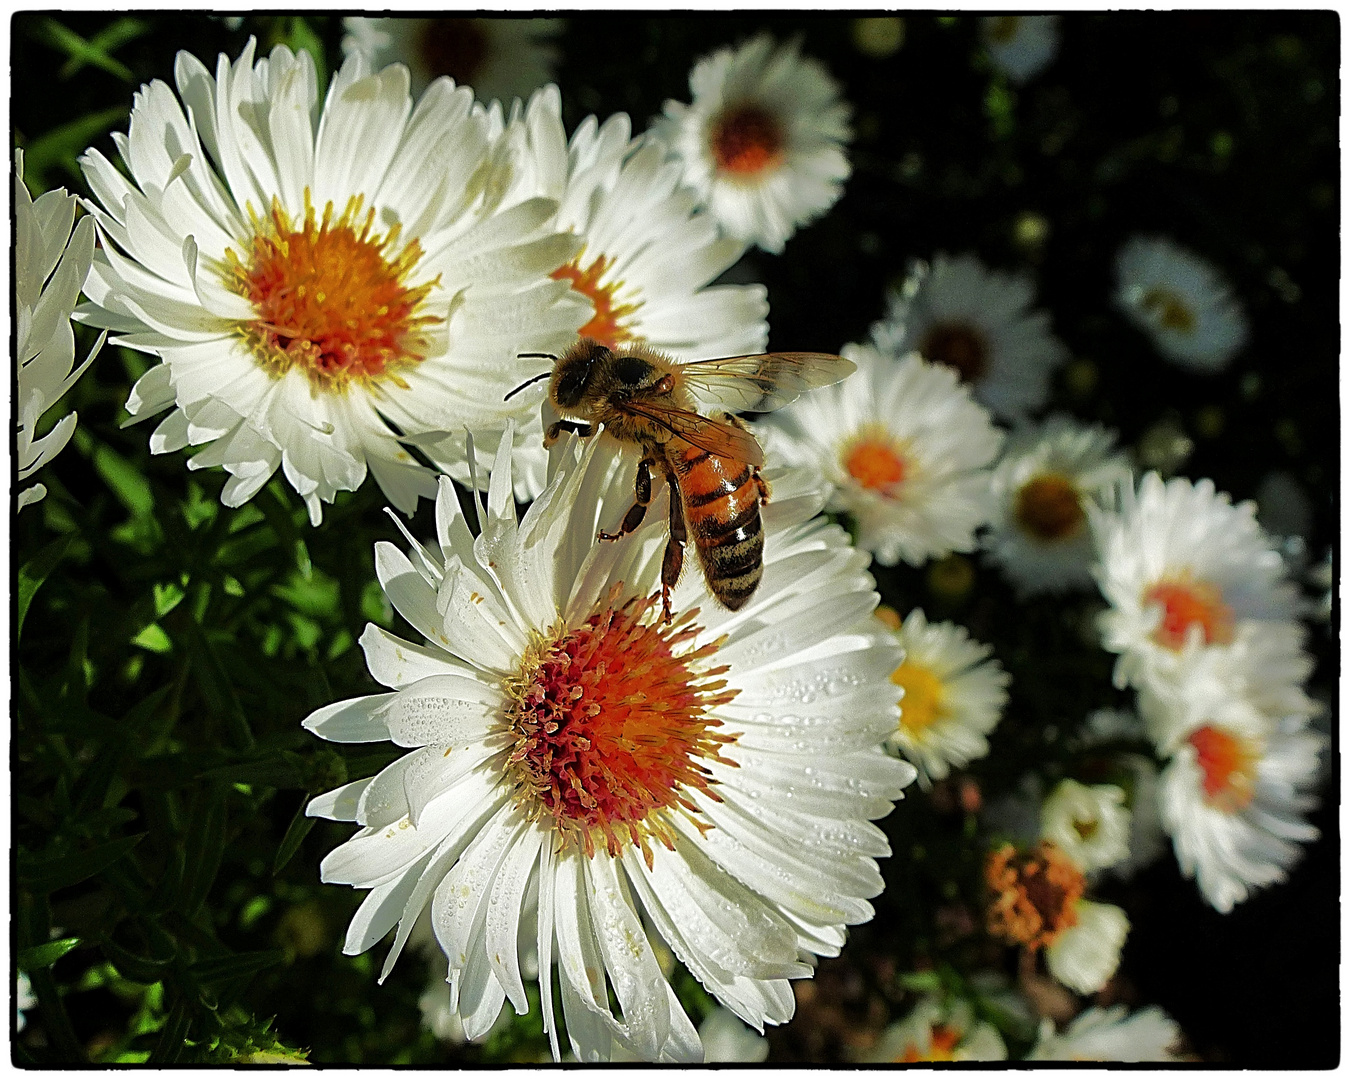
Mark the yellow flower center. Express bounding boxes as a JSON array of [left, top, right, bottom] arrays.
[[1188, 724, 1259, 812], [502, 590, 739, 866], [709, 103, 787, 178], [551, 252, 642, 349], [1141, 286, 1198, 334], [1144, 575, 1235, 651], [919, 320, 991, 382], [226, 192, 441, 392], [1015, 472, 1086, 542], [843, 427, 909, 493], [891, 660, 947, 734]]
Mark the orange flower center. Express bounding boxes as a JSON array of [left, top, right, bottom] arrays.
[[1188, 724, 1258, 812], [1015, 473, 1086, 542], [551, 253, 642, 350], [900, 1024, 963, 1062], [503, 590, 738, 864], [710, 103, 787, 178], [919, 321, 991, 382], [227, 193, 441, 391], [843, 429, 909, 492], [985, 841, 1085, 950], [416, 18, 490, 85], [1144, 576, 1235, 650], [1141, 287, 1198, 334], [891, 660, 946, 734]]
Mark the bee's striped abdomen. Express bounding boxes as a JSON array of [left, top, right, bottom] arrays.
[[673, 445, 764, 611]]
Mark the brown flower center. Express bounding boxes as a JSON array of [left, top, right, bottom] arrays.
[[985, 840, 1085, 950], [710, 103, 787, 178], [918, 321, 991, 382], [1015, 473, 1086, 542]]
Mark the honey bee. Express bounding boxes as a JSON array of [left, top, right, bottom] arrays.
[[508, 338, 855, 622]]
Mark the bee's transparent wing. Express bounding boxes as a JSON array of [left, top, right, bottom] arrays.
[[678, 352, 856, 413]]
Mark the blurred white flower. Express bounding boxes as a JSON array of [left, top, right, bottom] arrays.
[[303, 430, 914, 1062], [1091, 472, 1299, 692], [16, 971, 36, 1033], [698, 1007, 769, 1063], [341, 16, 562, 104], [1115, 236, 1248, 372], [77, 40, 587, 524], [981, 16, 1060, 84], [983, 415, 1133, 597], [756, 345, 1003, 566], [863, 995, 1007, 1062], [653, 34, 851, 254], [15, 148, 105, 510], [883, 608, 1010, 785], [1027, 1005, 1184, 1062], [871, 253, 1069, 421], [1040, 779, 1132, 873]]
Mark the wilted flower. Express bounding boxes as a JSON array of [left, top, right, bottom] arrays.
[[77, 41, 587, 523], [341, 16, 563, 103], [871, 253, 1069, 421], [756, 345, 1003, 567], [1115, 236, 1249, 372], [15, 148, 105, 510], [304, 430, 914, 1061], [653, 34, 851, 254]]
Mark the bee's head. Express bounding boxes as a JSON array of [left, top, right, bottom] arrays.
[[551, 339, 609, 409]]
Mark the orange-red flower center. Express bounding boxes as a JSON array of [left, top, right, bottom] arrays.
[[710, 103, 787, 178], [900, 1024, 963, 1062], [1145, 576, 1235, 650], [551, 253, 642, 350], [416, 17, 490, 85], [227, 194, 441, 391], [919, 321, 991, 382], [503, 591, 738, 864], [843, 429, 909, 492], [1188, 724, 1258, 812], [1015, 473, 1086, 542], [985, 840, 1084, 950]]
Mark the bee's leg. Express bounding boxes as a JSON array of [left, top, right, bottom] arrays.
[[598, 457, 654, 541], [752, 466, 771, 506], [544, 419, 595, 447], [661, 477, 687, 625]]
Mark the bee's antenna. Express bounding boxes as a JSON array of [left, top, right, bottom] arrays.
[[504, 370, 552, 402], [517, 352, 558, 361]]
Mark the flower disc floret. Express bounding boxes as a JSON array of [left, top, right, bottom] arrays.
[[985, 841, 1085, 950], [504, 594, 737, 861]]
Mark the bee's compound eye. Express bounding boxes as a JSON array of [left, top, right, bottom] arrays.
[[555, 367, 589, 406], [613, 355, 653, 387]]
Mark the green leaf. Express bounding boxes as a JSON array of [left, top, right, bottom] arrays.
[[18, 937, 81, 970], [132, 623, 173, 653], [18, 833, 147, 894], [17, 533, 73, 638], [100, 937, 173, 984], [197, 751, 306, 789], [39, 17, 141, 81], [92, 440, 155, 518], [21, 106, 129, 190], [188, 949, 287, 988], [181, 787, 227, 916], [150, 1001, 191, 1065], [272, 799, 317, 874]]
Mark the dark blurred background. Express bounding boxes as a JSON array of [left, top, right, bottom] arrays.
[[12, 11, 1338, 1066]]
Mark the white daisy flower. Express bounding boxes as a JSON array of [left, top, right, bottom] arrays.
[[1091, 472, 1299, 692], [16, 971, 36, 1033], [652, 34, 851, 254], [303, 429, 915, 1062], [1027, 1005, 1184, 1062], [981, 16, 1061, 84], [983, 415, 1133, 597], [883, 608, 1010, 785], [1039, 779, 1132, 873], [75, 40, 588, 524], [424, 85, 769, 498], [986, 841, 1129, 996], [756, 345, 1004, 567], [871, 253, 1069, 421], [1115, 236, 1249, 372], [15, 149, 106, 510], [341, 16, 563, 105], [863, 995, 1007, 1062]]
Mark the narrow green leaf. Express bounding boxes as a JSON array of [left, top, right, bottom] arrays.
[[273, 799, 317, 875], [131, 623, 173, 653], [184, 621, 254, 749], [17, 533, 73, 638], [188, 948, 286, 987], [197, 752, 306, 789], [181, 788, 227, 916], [40, 18, 135, 81], [92, 440, 155, 517], [18, 937, 81, 970], [18, 833, 147, 894], [99, 937, 172, 984], [150, 1001, 191, 1065]]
